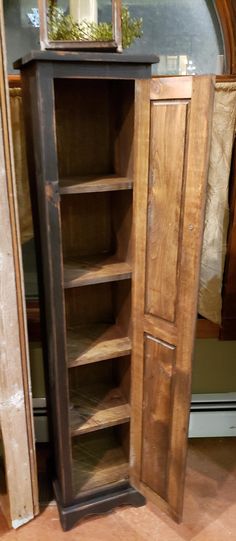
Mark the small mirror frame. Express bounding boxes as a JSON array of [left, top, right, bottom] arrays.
[[38, 0, 122, 52]]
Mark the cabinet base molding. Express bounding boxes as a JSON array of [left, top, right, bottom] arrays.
[[53, 480, 146, 531]]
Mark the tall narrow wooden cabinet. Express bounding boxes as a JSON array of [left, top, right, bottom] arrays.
[[15, 52, 215, 531]]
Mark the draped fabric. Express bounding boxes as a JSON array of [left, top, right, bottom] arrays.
[[9, 88, 33, 244], [198, 82, 236, 324], [9, 83, 236, 324]]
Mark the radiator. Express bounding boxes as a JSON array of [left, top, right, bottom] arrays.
[[189, 393, 236, 437]]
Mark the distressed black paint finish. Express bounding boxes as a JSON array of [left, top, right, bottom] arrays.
[[19, 51, 155, 529], [54, 480, 146, 532], [21, 61, 73, 505]]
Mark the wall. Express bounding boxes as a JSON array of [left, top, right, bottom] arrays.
[[192, 339, 236, 393]]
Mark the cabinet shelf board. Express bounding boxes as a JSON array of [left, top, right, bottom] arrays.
[[67, 324, 131, 367], [59, 175, 133, 194], [72, 431, 129, 494], [64, 256, 132, 288], [70, 384, 130, 436]]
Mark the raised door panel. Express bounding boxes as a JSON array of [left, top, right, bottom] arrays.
[[145, 101, 188, 322], [131, 76, 215, 521], [141, 335, 175, 499]]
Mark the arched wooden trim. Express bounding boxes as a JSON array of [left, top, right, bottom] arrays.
[[215, 0, 236, 74]]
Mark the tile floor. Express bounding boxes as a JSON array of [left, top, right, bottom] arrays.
[[1, 438, 236, 540]]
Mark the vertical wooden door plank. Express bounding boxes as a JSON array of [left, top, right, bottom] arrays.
[[166, 76, 215, 519], [0, 0, 38, 527], [131, 76, 215, 521], [130, 79, 150, 485]]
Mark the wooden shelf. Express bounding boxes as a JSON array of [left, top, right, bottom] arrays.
[[59, 175, 133, 194], [67, 324, 131, 367], [72, 430, 129, 494], [25, 298, 221, 342], [70, 384, 130, 436], [64, 255, 132, 288]]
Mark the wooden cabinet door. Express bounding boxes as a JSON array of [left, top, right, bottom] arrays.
[[131, 76, 215, 521]]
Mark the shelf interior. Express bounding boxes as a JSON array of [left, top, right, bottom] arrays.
[[59, 175, 133, 194], [54, 79, 134, 180], [65, 281, 131, 366], [69, 357, 131, 435], [54, 79, 134, 500], [64, 254, 132, 288], [60, 191, 133, 287], [67, 323, 131, 367], [72, 425, 130, 495]]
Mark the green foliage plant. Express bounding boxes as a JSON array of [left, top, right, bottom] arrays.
[[47, 2, 143, 48]]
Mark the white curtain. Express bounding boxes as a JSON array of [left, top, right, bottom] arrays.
[[198, 82, 236, 323]]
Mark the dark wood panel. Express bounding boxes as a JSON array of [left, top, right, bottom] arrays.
[[21, 62, 73, 504], [14, 51, 158, 69], [55, 79, 113, 178], [141, 335, 175, 499], [145, 101, 188, 323], [61, 193, 112, 259]]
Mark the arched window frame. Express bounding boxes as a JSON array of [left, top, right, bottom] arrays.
[[215, 0, 236, 74]]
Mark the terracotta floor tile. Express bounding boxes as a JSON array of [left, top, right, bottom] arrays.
[[1, 438, 236, 541]]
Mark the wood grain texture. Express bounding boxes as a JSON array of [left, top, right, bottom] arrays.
[[8, 74, 21, 87], [19, 56, 151, 525], [55, 79, 113, 178], [70, 384, 130, 435], [61, 193, 113, 260], [0, 2, 38, 527], [145, 101, 188, 322], [28, 300, 222, 344], [150, 77, 192, 100], [166, 77, 215, 520], [59, 175, 132, 194], [67, 324, 131, 367], [141, 335, 175, 500], [61, 191, 132, 265], [197, 318, 219, 339], [64, 256, 132, 288], [130, 79, 151, 486], [144, 314, 177, 346], [21, 62, 73, 505], [131, 76, 215, 522], [65, 279, 131, 330], [72, 429, 129, 495]]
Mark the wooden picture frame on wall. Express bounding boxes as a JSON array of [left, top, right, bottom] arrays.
[[0, 0, 38, 529]]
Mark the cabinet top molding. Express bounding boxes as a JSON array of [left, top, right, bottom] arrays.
[[14, 50, 159, 70]]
